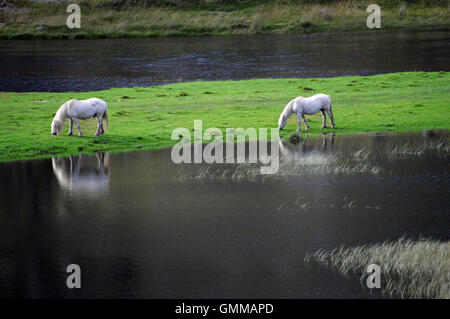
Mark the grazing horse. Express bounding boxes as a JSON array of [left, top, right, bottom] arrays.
[[51, 98, 108, 136], [278, 94, 335, 131]]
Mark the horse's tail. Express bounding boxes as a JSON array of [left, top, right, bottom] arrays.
[[103, 109, 108, 132]]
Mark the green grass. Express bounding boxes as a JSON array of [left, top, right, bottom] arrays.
[[0, 71, 448, 162], [305, 238, 450, 299], [0, 0, 448, 39]]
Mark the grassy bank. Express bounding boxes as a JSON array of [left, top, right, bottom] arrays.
[[0, 71, 448, 162], [0, 0, 448, 39], [305, 238, 450, 299]]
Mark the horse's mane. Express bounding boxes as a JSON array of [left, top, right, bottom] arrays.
[[52, 101, 70, 134], [281, 99, 295, 118], [54, 101, 69, 123]]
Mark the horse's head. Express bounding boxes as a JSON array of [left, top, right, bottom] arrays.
[[278, 100, 295, 130], [51, 102, 69, 135], [278, 113, 288, 130], [51, 119, 62, 135]]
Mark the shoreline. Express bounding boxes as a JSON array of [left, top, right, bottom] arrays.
[[0, 72, 448, 162], [4, 129, 448, 165], [1, 25, 449, 41]]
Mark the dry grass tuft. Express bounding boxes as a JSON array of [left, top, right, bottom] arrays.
[[305, 238, 450, 299]]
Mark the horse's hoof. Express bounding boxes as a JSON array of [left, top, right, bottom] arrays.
[[331, 126, 336, 129], [78, 134, 83, 137], [305, 127, 310, 131], [321, 125, 327, 129], [296, 128, 301, 132], [67, 132, 73, 136]]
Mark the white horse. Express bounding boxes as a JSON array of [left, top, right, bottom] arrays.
[[278, 94, 335, 131], [51, 98, 108, 136]]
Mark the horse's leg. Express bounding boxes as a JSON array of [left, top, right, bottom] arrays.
[[69, 156, 74, 173], [104, 153, 110, 169], [301, 114, 310, 130], [76, 155, 82, 175], [321, 132, 327, 150], [326, 106, 336, 129], [67, 118, 73, 136], [330, 133, 336, 151], [302, 133, 310, 152], [97, 152, 104, 169], [320, 110, 327, 129], [296, 113, 302, 132], [73, 118, 83, 137], [95, 115, 102, 136]]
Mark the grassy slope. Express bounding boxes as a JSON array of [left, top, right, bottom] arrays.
[[0, 71, 448, 162], [0, 1, 448, 39]]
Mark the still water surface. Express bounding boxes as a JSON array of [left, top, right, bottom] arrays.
[[0, 131, 448, 298], [1, 30, 449, 92]]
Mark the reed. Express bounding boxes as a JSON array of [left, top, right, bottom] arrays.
[[305, 238, 450, 299]]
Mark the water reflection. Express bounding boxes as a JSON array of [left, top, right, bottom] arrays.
[[0, 132, 448, 298], [172, 131, 448, 183], [279, 133, 335, 159], [52, 152, 110, 196]]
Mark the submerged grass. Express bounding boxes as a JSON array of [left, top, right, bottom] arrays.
[[0, 71, 448, 162], [305, 238, 450, 299], [0, 0, 448, 39], [171, 132, 449, 183]]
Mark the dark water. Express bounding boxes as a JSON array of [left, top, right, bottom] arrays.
[[0, 30, 449, 92], [0, 131, 448, 298]]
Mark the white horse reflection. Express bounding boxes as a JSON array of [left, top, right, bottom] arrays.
[[52, 153, 110, 195], [279, 133, 335, 159]]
